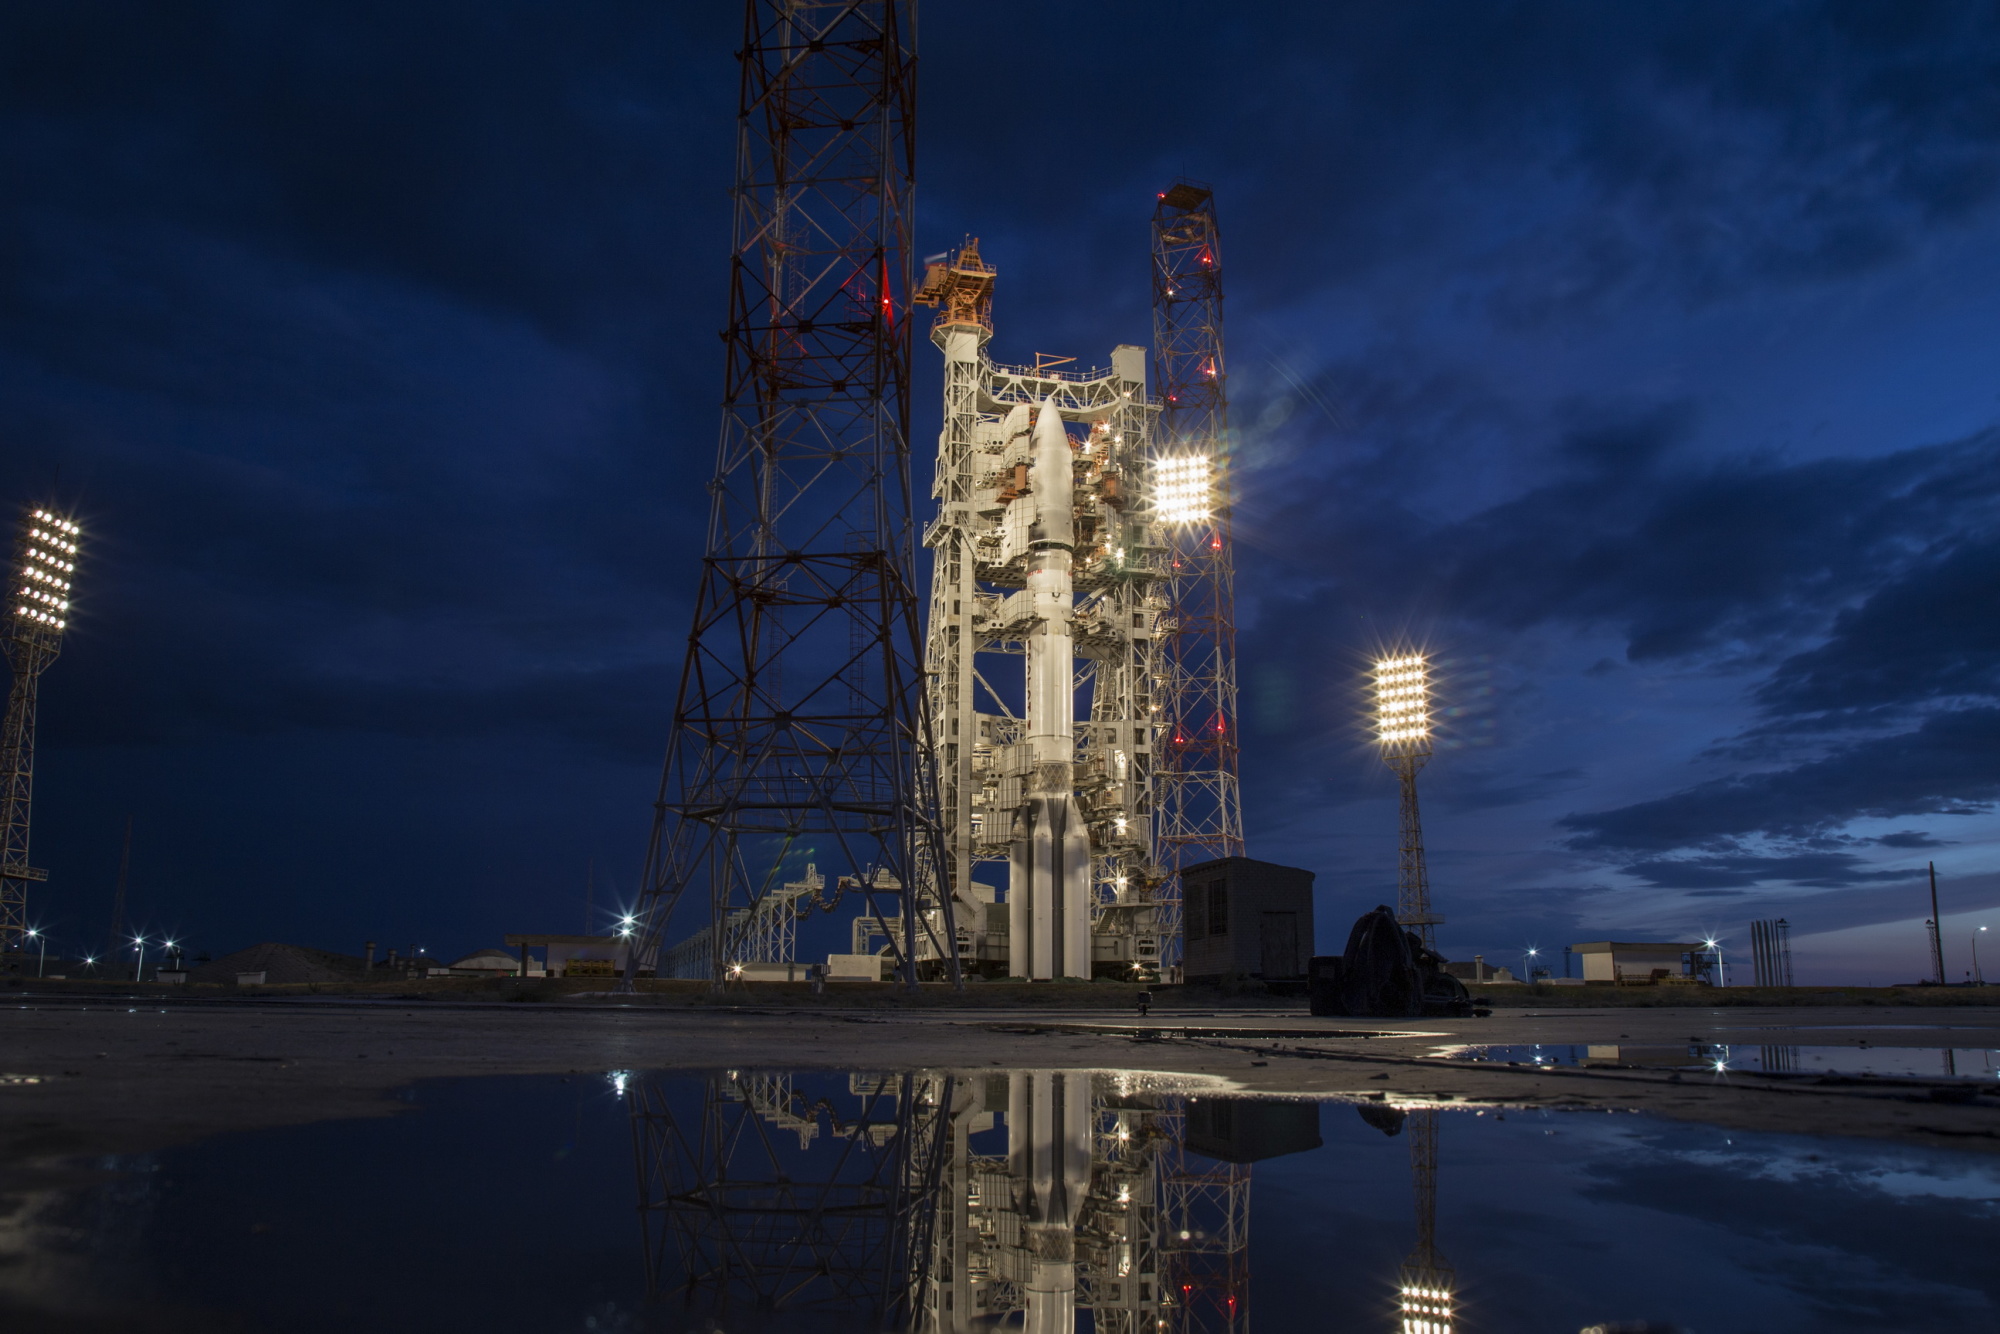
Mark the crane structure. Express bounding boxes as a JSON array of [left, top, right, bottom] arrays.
[[2, 506, 81, 958], [627, 1068, 953, 1324], [1149, 181, 1246, 974], [627, 0, 958, 990], [914, 241, 1169, 979]]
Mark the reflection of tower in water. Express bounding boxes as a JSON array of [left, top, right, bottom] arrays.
[[1396, 1110, 1454, 1334], [626, 1070, 953, 1326], [629, 1071, 1287, 1332]]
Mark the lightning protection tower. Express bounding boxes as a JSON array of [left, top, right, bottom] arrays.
[[628, 0, 957, 989], [1372, 654, 1441, 950], [1151, 181, 1245, 974], [2, 506, 82, 956]]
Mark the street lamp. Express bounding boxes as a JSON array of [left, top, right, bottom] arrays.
[[131, 934, 147, 983], [1974, 926, 1989, 986], [1523, 946, 1539, 983], [25, 927, 46, 977], [1703, 936, 1726, 987]]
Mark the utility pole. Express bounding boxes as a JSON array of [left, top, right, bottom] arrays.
[[1928, 861, 1946, 985], [625, 0, 954, 993], [1151, 181, 1245, 976], [2, 506, 82, 958]]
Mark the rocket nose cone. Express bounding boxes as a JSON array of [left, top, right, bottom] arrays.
[[1034, 401, 1067, 450]]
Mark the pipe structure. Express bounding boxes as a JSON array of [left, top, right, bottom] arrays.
[[1009, 404, 1093, 980]]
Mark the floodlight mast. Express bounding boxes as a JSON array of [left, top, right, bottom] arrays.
[[2, 507, 81, 955], [1373, 653, 1441, 950]]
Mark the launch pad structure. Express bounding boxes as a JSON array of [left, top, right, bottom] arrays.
[[913, 241, 1171, 980], [625, 1, 1259, 988]]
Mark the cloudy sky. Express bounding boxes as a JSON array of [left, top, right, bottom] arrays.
[[4, 1, 1998, 982]]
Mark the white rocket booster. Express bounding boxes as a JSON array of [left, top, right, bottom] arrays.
[[1009, 402, 1093, 981]]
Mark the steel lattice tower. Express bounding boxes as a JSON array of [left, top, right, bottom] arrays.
[[628, 0, 956, 989], [1150, 181, 1245, 972], [2, 506, 81, 957]]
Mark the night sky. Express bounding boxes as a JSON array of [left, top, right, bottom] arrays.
[[5, 2, 1999, 983]]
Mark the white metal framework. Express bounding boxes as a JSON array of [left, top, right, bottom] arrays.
[[915, 242, 1168, 979]]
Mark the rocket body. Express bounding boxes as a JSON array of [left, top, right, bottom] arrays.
[[1009, 403, 1093, 981]]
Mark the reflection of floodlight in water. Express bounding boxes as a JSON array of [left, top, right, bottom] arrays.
[[1372, 653, 1442, 949]]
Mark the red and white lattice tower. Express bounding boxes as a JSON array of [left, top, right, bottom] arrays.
[[1150, 180, 1244, 970]]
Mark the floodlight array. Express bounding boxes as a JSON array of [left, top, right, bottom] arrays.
[[1373, 653, 1430, 745], [1398, 1281, 1454, 1334], [15, 510, 80, 631], [1151, 453, 1213, 524]]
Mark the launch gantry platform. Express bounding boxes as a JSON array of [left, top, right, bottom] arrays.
[[914, 241, 1170, 980]]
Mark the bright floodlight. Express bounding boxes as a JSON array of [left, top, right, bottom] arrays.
[[1151, 453, 1213, 524], [1373, 653, 1432, 752], [1398, 1280, 1454, 1333], [14, 509, 80, 633]]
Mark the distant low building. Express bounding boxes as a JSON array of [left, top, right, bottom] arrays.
[[446, 948, 523, 976], [1571, 940, 1706, 985], [1443, 956, 1515, 983]]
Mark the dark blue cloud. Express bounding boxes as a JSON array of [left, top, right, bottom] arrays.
[[1562, 708, 2000, 853]]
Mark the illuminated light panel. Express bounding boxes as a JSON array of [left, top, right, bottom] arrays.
[[13, 509, 81, 630], [1151, 453, 1214, 524], [1373, 654, 1431, 746]]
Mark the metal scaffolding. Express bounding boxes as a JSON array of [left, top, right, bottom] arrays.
[[628, 1069, 953, 1324], [2, 506, 80, 957], [1150, 181, 1245, 973], [1750, 917, 1794, 988], [916, 241, 1168, 979], [627, 0, 957, 990]]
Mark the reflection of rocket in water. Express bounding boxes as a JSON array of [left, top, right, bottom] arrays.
[[1009, 1070, 1094, 1334], [1008, 402, 1092, 981]]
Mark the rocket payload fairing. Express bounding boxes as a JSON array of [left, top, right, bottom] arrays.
[[1007, 402, 1094, 980]]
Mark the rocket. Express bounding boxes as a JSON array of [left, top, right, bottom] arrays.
[[1009, 402, 1093, 981]]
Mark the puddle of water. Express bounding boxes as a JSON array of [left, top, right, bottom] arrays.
[[3, 1068, 1996, 1333], [1432, 1043, 2000, 1079]]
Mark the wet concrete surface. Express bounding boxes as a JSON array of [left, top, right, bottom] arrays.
[[1, 999, 1995, 1181]]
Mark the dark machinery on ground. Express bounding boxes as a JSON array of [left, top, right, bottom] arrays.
[[1307, 904, 1473, 1018]]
